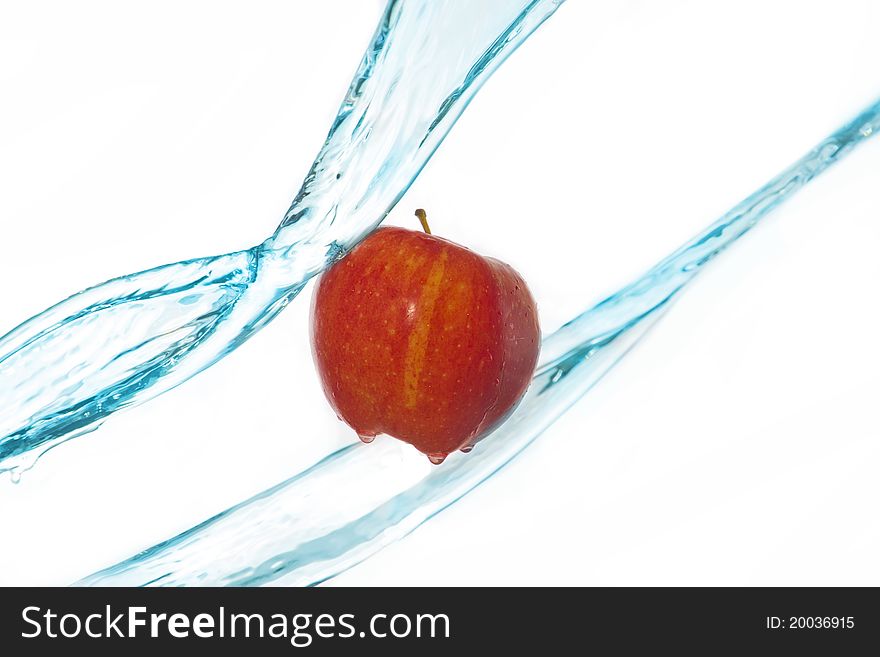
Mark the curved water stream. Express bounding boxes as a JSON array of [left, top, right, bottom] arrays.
[[0, 0, 562, 475], [80, 102, 880, 585]]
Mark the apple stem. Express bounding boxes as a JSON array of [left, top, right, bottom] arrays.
[[415, 208, 432, 235]]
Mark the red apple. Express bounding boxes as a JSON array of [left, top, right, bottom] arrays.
[[310, 210, 540, 464]]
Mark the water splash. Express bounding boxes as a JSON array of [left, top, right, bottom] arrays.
[[77, 99, 880, 586], [0, 0, 564, 477]]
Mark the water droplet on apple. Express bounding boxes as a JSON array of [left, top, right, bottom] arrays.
[[357, 432, 376, 444], [460, 445, 473, 453], [427, 454, 446, 465]]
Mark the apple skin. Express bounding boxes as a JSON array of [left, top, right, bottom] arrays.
[[310, 226, 540, 462]]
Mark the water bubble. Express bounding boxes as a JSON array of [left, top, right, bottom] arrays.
[[10, 471, 21, 484], [460, 445, 474, 453], [357, 432, 376, 444], [427, 454, 446, 465], [860, 122, 874, 137], [820, 143, 840, 161]]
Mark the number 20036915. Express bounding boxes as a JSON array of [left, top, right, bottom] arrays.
[[766, 617, 854, 630]]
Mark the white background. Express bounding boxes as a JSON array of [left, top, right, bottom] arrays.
[[1, 0, 879, 586]]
